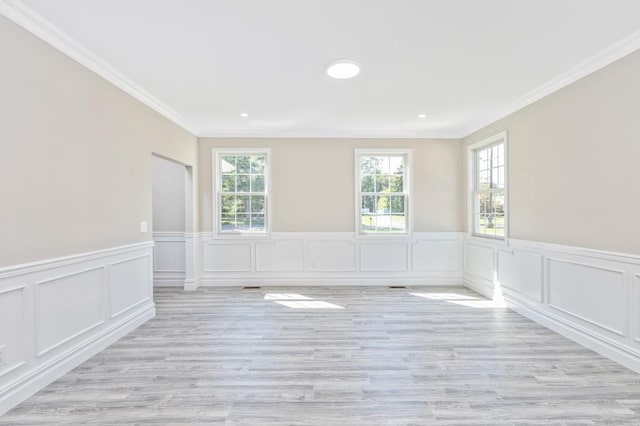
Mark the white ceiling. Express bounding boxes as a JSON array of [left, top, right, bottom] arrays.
[[6, 0, 640, 138]]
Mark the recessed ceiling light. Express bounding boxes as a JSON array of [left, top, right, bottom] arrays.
[[418, 114, 427, 119], [240, 113, 249, 118], [326, 60, 360, 79]]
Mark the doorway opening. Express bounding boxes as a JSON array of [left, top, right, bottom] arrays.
[[151, 154, 193, 288]]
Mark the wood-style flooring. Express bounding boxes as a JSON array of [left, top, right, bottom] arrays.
[[2, 286, 640, 425]]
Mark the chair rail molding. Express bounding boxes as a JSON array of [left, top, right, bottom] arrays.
[[462, 235, 640, 374], [196, 231, 464, 287], [0, 242, 155, 415]]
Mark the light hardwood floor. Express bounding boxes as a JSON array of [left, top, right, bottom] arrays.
[[2, 286, 640, 425]]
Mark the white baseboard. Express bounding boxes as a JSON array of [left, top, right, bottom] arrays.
[[198, 231, 464, 286], [463, 236, 640, 374], [0, 242, 155, 415], [154, 231, 465, 290], [183, 279, 200, 291], [153, 280, 185, 287], [199, 277, 463, 287], [503, 292, 640, 374], [0, 304, 154, 415]]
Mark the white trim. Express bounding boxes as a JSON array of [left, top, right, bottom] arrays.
[[463, 235, 640, 374], [0, 242, 155, 415], [199, 277, 463, 287], [199, 231, 463, 284], [211, 148, 272, 238], [466, 131, 508, 240], [198, 128, 464, 139], [0, 241, 154, 277], [461, 28, 640, 138], [509, 238, 640, 265], [0, 304, 154, 416], [151, 232, 192, 289], [354, 148, 413, 237], [0, 0, 199, 136], [3, 0, 640, 140]]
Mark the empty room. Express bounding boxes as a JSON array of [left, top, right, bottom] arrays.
[[2, 0, 640, 424]]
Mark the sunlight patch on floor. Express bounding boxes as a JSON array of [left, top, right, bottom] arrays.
[[410, 292, 506, 308], [410, 292, 479, 300], [449, 299, 506, 308], [263, 293, 311, 300], [273, 300, 345, 309]]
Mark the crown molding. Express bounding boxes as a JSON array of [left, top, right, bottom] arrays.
[[0, 0, 200, 136], [198, 128, 464, 140], [3, 0, 640, 141], [460, 27, 640, 138]]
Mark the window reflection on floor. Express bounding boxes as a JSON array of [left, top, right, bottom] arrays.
[[264, 293, 345, 309], [410, 292, 479, 300], [263, 293, 311, 300], [410, 292, 505, 308], [273, 300, 345, 309]]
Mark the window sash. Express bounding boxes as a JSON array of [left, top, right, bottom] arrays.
[[357, 152, 409, 235], [471, 139, 506, 239], [216, 151, 268, 234]]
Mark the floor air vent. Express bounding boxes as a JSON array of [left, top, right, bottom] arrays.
[[243, 286, 261, 289], [389, 286, 407, 289]]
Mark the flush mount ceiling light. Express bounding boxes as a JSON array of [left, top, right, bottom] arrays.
[[326, 60, 360, 79], [418, 114, 427, 119], [240, 112, 249, 118]]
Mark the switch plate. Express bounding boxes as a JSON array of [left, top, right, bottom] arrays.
[[139, 221, 148, 233]]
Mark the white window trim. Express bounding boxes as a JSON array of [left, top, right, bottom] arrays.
[[467, 131, 509, 241], [354, 148, 413, 237], [212, 148, 272, 238]]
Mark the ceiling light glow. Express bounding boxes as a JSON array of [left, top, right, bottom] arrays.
[[418, 114, 427, 119], [240, 113, 249, 118], [327, 60, 360, 79]]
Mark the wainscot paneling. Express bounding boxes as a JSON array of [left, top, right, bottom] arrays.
[[0, 286, 27, 379], [463, 236, 640, 374], [412, 238, 461, 272], [197, 232, 464, 286], [308, 240, 356, 272], [547, 258, 625, 336], [203, 241, 252, 272], [110, 256, 152, 318], [256, 240, 305, 272], [0, 242, 154, 416], [464, 241, 495, 282], [360, 242, 408, 272], [35, 267, 105, 356], [152, 232, 186, 287], [636, 274, 640, 344], [497, 249, 543, 302]]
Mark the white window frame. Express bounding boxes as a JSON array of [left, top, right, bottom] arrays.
[[355, 148, 412, 237], [467, 131, 508, 240], [212, 148, 271, 237]]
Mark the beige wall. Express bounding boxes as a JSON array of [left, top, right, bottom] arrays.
[[199, 138, 463, 233], [0, 16, 198, 267], [463, 50, 640, 255]]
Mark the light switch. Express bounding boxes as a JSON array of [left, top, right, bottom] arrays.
[[140, 221, 148, 233]]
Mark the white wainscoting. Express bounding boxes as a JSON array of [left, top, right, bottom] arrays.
[[0, 242, 155, 415], [153, 232, 186, 287], [463, 236, 640, 373], [198, 232, 463, 286]]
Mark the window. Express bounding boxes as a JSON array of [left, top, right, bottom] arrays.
[[470, 132, 507, 239], [356, 150, 411, 234], [214, 149, 269, 234]]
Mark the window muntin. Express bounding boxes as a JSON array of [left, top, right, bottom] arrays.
[[216, 152, 268, 234], [473, 140, 505, 238], [358, 153, 409, 234]]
